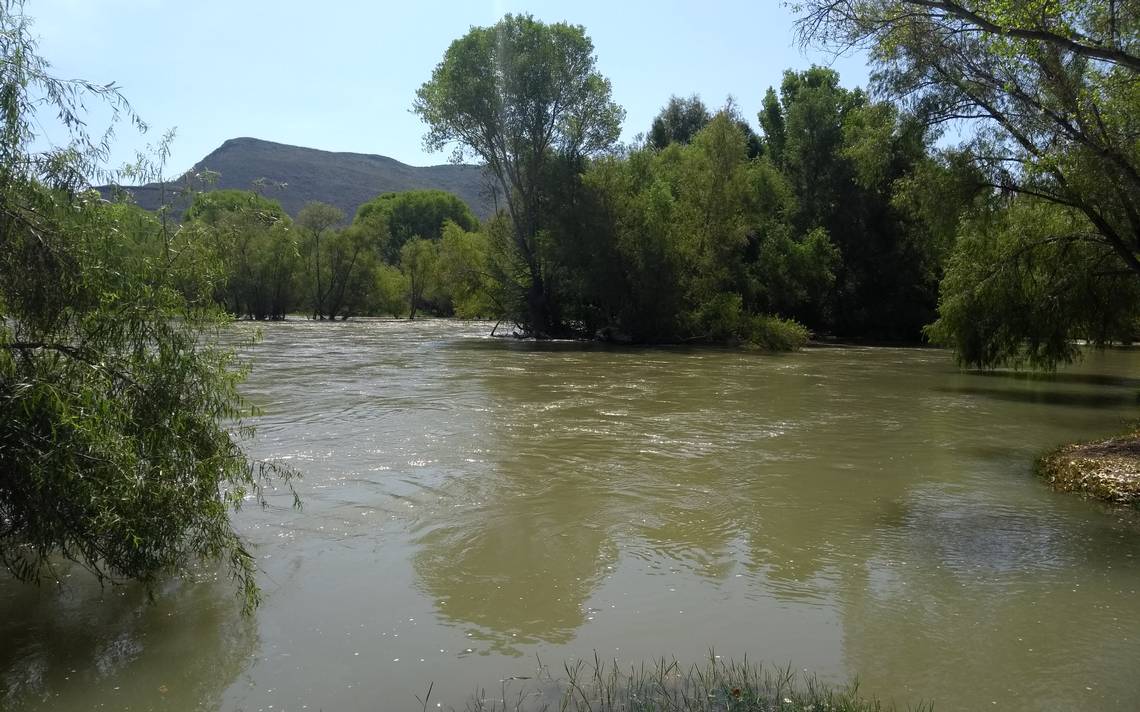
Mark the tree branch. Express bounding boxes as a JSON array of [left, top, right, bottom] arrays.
[[902, 0, 1140, 71]]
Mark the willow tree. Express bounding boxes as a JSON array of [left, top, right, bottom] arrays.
[[414, 14, 624, 336], [794, 0, 1140, 365], [0, 1, 295, 610]]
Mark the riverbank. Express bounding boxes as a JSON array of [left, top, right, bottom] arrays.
[[1038, 428, 1140, 506]]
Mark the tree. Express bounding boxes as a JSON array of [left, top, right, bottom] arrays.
[[794, 0, 1140, 363], [298, 201, 346, 319], [572, 149, 689, 341], [400, 238, 439, 319], [321, 225, 377, 320], [437, 221, 501, 318], [650, 95, 762, 158], [184, 188, 289, 226], [756, 66, 957, 338], [0, 1, 294, 610], [183, 190, 300, 320], [546, 111, 824, 347], [649, 95, 712, 149], [372, 264, 409, 317], [758, 88, 787, 165], [354, 189, 479, 264], [927, 198, 1140, 368], [414, 14, 625, 336]]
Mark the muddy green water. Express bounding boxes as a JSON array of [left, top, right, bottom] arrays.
[[2, 320, 1140, 711]]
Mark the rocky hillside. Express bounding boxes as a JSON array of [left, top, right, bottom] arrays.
[[101, 137, 495, 220]]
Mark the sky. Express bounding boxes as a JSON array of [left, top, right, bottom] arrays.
[[29, 0, 871, 176]]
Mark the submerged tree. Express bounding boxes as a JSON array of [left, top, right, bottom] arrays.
[[414, 13, 624, 336], [399, 237, 439, 320], [0, 1, 295, 610], [183, 190, 300, 320], [544, 111, 825, 347], [436, 220, 501, 318], [297, 201, 357, 320]]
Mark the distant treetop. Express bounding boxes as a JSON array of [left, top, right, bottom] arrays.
[[355, 189, 479, 263], [184, 189, 290, 227]]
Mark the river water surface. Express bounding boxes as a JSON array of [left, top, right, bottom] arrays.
[[2, 319, 1140, 711]]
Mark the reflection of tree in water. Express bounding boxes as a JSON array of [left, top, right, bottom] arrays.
[[413, 468, 617, 655], [419, 342, 1140, 705], [415, 344, 918, 651], [0, 568, 256, 711]]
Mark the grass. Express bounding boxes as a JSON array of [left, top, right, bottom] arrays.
[[438, 654, 930, 712]]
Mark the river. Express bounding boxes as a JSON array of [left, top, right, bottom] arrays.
[[2, 319, 1139, 711]]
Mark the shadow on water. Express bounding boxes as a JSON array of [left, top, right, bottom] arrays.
[[449, 338, 637, 354], [446, 336, 775, 359], [0, 570, 256, 712], [936, 385, 1140, 409], [966, 369, 1140, 389]]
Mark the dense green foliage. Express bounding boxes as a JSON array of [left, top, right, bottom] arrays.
[[927, 199, 1140, 368], [795, 0, 1140, 365], [0, 1, 294, 609], [183, 190, 300, 320], [399, 237, 438, 319], [403, 14, 993, 347], [650, 95, 762, 158], [648, 95, 712, 150], [355, 189, 479, 263], [759, 67, 970, 338], [184, 188, 289, 225], [544, 112, 827, 345], [410, 63, 967, 346], [178, 188, 486, 322], [415, 13, 625, 336]]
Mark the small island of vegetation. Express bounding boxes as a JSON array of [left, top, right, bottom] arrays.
[[1039, 426, 1140, 506]]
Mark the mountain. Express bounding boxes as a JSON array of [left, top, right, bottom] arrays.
[[100, 137, 496, 221]]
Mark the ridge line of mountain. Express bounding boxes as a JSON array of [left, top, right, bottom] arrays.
[[97, 136, 494, 221]]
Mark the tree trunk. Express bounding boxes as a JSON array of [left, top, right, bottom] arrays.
[[526, 274, 550, 338]]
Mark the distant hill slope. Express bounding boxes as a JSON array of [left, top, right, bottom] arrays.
[[99, 137, 496, 221]]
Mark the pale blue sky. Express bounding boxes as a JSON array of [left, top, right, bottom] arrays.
[[30, 0, 870, 175]]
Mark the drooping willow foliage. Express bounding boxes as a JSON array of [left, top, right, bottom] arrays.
[[794, 0, 1140, 367], [0, 0, 296, 611]]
